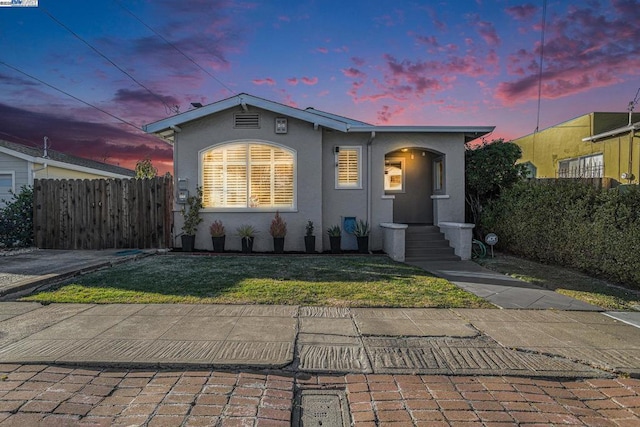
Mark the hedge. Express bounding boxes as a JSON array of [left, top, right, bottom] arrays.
[[481, 180, 640, 290], [0, 186, 34, 248]]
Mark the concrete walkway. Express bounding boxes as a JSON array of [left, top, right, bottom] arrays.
[[411, 260, 603, 310]]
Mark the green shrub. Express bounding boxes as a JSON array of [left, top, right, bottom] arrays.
[[0, 186, 34, 248], [482, 181, 640, 290]]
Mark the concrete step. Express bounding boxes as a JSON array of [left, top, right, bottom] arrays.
[[404, 225, 460, 261]]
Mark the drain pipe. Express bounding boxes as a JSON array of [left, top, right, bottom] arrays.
[[366, 131, 376, 234]]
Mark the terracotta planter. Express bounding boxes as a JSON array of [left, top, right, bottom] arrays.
[[304, 235, 315, 254], [273, 237, 285, 254], [356, 236, 369, 254], [241, 237, 254, 253], [329, 236, 341, 254], [211, 236, 225, 253], [181, 234, 195, 252]]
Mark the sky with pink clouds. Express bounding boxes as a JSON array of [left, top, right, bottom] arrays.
[[1, 0, 639, 174]]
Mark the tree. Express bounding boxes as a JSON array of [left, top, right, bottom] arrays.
[[465, 139, 526, 234], [0, 186, 34, 248], [135, 158, 158, 179]]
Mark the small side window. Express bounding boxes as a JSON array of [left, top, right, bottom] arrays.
[[434, 157, 444, 192], [335, 146, 362, 189]]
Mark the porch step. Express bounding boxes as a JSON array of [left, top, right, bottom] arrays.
[[404, 225, 460, 262]]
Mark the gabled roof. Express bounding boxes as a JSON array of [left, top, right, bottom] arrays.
[[143, 93, 494, 143], [0, 139, 135, 177]]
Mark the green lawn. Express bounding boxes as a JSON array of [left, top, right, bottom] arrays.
[[476, 254, 640, 311], [22, 255, 493, 308]]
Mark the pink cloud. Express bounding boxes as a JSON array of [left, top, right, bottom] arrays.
[[316, 47, 328, 54], [496, 2, 640, 104], [287, 77, 298, 86], [278, 15, 291, 22], [301, 76, 318, 85], [252, 78, 276, 86], [342, 67, 366, 79], [351, 57, 365, 66], [505, 4, 538, 21], [476, 21, 500, 46], [377, 105, 405, 123]]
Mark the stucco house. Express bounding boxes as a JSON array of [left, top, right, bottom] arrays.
[[513, 112, 640, 184], [0, 139, 135, 206], [144, 93, 493, 260]]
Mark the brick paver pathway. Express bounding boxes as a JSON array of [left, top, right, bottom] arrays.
[[0, 364, 639, 426]]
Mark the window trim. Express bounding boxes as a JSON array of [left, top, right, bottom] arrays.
[[199, 140, 297, 212], [558, 153, 603, 178], [433, 157, 445, 193], [335, 145, 362, 190], [0, 171, 15, 194]]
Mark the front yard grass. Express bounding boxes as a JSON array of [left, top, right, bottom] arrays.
[[476, 254, 640, 311], [22, 255, 493, 308]]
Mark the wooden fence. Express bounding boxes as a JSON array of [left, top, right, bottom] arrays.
[[34, 177, 173, 249]]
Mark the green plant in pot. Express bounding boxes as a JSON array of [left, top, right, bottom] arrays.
[[209, 220, 225, 253], [237, 224, 257, 253], [269, 211, 287, 254], [180, 187, 203, 252], [304, 220, 315, 254], [353, 219, 370, 254], [327, 224, 341, 254]]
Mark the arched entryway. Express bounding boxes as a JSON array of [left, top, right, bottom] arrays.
[[385, 147, 443, 225]]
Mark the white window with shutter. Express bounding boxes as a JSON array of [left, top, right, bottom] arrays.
[[335, 146, 362, 189], [201, 142, 295, 210]]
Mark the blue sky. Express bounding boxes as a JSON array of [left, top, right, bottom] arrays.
[[1, 0, 639, 173]]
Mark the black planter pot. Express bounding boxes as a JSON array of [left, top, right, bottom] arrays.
[[329, 236, 341, 254], [241, 237, 254, 253], [356, 236, 369, 254], [181, 234, 195, 252], [211, 236, 225, 253], [304, 235, 315, 254], [273, 237, 285, 254]]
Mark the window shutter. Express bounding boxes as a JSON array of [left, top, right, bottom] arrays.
[[337, 147, 360, 188]]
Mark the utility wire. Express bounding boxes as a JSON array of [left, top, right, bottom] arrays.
[[114, 0, 235, 95], [41, 7, 177, 114], [534, 0, 547, 133], [0, 60, 144, 132]]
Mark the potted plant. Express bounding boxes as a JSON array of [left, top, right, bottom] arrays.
[[209, 220, 225, 253], [269, 211, 287, 254], [304, 220, 315, 254], [327, 224, 341, 254], [353, 219, 370, 254], [180, 187, 203, 252], [237, 224, 257, 253]]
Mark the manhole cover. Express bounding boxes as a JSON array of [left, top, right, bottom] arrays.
[[293, 389, 350, 426]]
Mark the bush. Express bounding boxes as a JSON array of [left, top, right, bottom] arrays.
[[481, 181, 640, 290], [0, 186, 34, 248]]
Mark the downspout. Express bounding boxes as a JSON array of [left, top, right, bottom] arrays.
[[366, 131, 376, 230]]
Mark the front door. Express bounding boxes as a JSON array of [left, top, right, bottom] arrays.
[[385, 148, 434, 224]]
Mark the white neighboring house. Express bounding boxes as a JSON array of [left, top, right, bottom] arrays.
[[0, 139, 135, 206]]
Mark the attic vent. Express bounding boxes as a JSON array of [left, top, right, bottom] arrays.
[[234, 113, 260, 129]]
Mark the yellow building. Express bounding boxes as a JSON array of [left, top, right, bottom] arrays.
[[513, 112, 640, 184]]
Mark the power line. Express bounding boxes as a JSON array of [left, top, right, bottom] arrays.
[[534, 0, 547, 133], [41, 7, 178, 114], [114, 0, 235, 96], [0, 60, 144, 131]]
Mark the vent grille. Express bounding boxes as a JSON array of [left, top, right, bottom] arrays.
[[234, 113, 260, 129]]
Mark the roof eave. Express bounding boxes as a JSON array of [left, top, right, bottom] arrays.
[[582, 121, 640, 142], [143, 94, 351, 137]]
